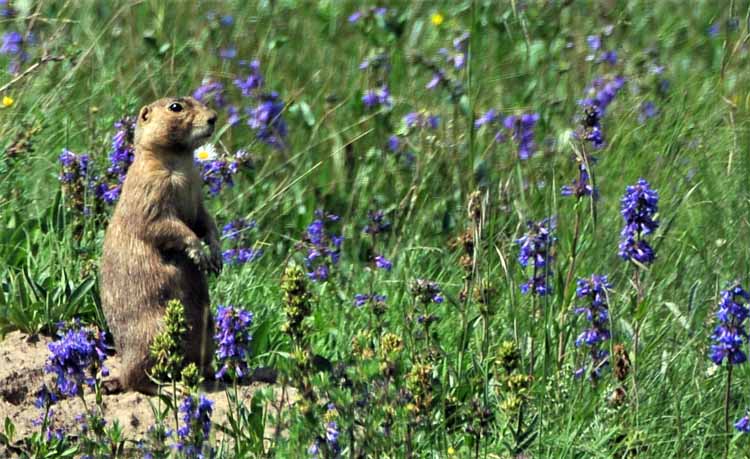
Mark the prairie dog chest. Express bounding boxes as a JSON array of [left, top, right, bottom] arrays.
[[168, 167, 201, 223]]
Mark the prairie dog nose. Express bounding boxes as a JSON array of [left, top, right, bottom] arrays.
[[207, 112, 217, 126]]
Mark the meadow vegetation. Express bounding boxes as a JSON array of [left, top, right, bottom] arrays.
[[1, 0, 749, 457]]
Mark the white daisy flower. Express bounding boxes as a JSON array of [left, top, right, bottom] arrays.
[[194, 143, 218, 162]]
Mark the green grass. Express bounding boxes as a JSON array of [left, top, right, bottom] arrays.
[[2, 0, 750, 457]]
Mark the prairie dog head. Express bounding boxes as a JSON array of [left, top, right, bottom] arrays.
[[134, 97, 217, 152]]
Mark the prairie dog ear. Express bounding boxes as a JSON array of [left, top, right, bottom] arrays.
[[138, 105, 151, 123]]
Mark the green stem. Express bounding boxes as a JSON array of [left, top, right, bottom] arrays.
[[724, 365, 733, 459]]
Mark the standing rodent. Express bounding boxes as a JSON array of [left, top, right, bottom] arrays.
[[100, 97, 222, 394]]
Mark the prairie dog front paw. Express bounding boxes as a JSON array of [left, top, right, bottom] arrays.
[[186, 239, 211, 272]]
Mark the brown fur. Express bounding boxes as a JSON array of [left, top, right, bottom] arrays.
[[100, 97, 221, 394]]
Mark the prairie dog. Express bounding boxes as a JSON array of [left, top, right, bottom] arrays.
[[100, 97, 221, 393]]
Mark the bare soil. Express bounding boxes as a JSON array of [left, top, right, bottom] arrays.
[[0, 331, 289, 455]]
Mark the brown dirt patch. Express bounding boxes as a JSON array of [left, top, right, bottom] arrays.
[[0, 331, 291, 454]]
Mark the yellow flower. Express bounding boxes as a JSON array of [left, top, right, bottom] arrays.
[[2, 96, 14, 107], [431, 12, 444, 26], [447, 446, 456, 456]]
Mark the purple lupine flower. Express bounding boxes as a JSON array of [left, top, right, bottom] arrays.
[[175, 394, 213, 458], [220, 15, 234, 26], [599, 50, 617, 65], [580, 76, 626, 116], [34, 384, 59, 409], [737, 413, 750, 433], [348, 7, 386, 23], [516, 218, 555, 296], [221, 218, 263, 265], [387, 135, 401, 152], [425, 70, 446, 90], [0, 0, 16, 18], [214, 306, 253, 379], [227, 105, 241, 126], [44, 322, 108, 398], [475, 109, 538, 158], [708, 22, 720, 37], [219, 47, 237, 60], [326, 420, 341, 455], [247, 92, 287, 148], [0, 31, 32, 74], [404, 111, 440, 130], [504, 113, 539, 159], [353, 293, 386, 308], [561, 162, 598, 199], [0, 31, 22, 55], [299, 210, 343, 282], [710, 285, 750, 366], [92, 116, 136, 205], [575, 75, 626, 149], [233, 59, 264, 96], [222, 219, 255, 240], [573, 275, 612, 380], [199, 159, 237, 195], [58, 149, 90, 184], [193, 81, 225, 108], [410, 279, 445, 305], [586, 35, 601, 51], [618, 178, 659, 264], [363, 210, 391, 235], [475, 109, 499, 128], [362, 85, 392, 108], [638, 101, 657, 123], [374, 255, 392, 271]]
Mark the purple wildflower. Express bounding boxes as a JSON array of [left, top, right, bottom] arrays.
[[92, 116, 136, 205], [193, 81, 225, 108], [44, 322, 108, 398], [175, 394, 213, 458], [219, 47, 236, 61], [586, 35, 601, 51], [618, 178, 659, 264], [638, 101, 657, 123], [299, 210, 343, 282], [353, 293, 386, 308], [362, 85, 392, 109], [410, 279, 444, 305], [474, 109, 499, 128], [710, 285, 750, 366], [599, 50, 617, 65], [561, 161, 598, 199], [504, 113, 539, 159], [214, 306, 253, 379], [247, 92, 287, 148], [199, 159, 237, 195], [233, 59, 264, 96], [516, 218, 555, 296], [0, 0, 16, 18], [221, 219, 263, 265], [404, 111, 439, 130], [363, 210, 391, 235], [737, 413, 750, 433], [573, 275, 612, 380], [58, 149, 90, 184], [374, 255, 392, 271]]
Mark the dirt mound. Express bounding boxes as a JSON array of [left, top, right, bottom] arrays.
[[0, 331, 289, 453]]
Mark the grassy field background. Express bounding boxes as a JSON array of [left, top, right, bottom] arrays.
[[1, 0, 750, 457]]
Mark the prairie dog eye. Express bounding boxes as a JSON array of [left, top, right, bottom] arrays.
[[168, 102, 183, 113]]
